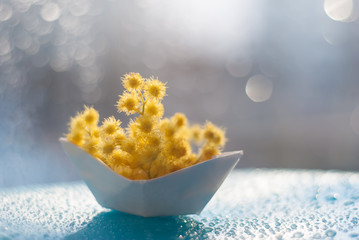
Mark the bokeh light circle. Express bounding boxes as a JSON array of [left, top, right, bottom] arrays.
[[41, 3, 61, 22], [324, 0, 353, 22], [245, 74, 273, 103]]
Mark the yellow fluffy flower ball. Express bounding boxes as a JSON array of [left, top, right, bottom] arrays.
[[122, 72, 144, 91], [144, 78, 167, 100], [117, 91, 140, 115]]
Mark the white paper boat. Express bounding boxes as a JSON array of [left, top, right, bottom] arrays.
[[60, 138, 242, 217]]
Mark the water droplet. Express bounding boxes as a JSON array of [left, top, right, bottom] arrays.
[[326, 194, 338, 202], [276, 234, 283, 240], [292, 232, 304, 238], [344, 201, 354, 206], [312, 233, 321, 239], [325, 229, 337, 237]]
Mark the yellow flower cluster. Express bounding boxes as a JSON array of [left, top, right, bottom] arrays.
[[66, 73, 226, 180]]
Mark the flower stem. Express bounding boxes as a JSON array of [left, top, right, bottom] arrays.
[[136, 89, 146, 115]]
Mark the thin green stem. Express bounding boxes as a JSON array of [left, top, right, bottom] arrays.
[[136, 89, 146, 115]]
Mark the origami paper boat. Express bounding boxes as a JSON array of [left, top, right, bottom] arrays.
[[60, 138, 242, 217]]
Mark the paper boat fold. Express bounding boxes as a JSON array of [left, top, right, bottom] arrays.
[[60, 138, 242, 217]]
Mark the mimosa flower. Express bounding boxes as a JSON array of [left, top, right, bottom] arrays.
[[199, 143, 220, 162], [90, 127, 100, 139], [67, 130, 84, 146], [149, 157, 162, 178], [204, 121, 226, 147], [114, 164, 133, 179], [122, 72, 144, 91], [100, 116, 121, 136], [128, 116, 156, 136], [131, 168, 149, 180], [120, 137, 137, 154], [176, 128, 191, 140], [171, 113, 187, 129], [69, 115, 86, 132], [97, 139, 116, 157], [66, 72, 227, 180], [182, 153, 198, 167], [113, 129, 126, 145], [212, 129, 226, 147], [166, 153, 198, 173], [111, 149, 133, 167], [159, 118, 176, 139], [203, 121, 216, 140], [190, 124, 203, 144], [147, 133, 161, 147], [83, 106, 99, 126], [83, 137, 99, 155], [136, 115, 155, 134], [166, 159, 184, 173], [149, 153, 167, 178], [144, 98, 164, 118], [135, 147, 159, 171], [164, 138, 191, 158], [117, 91, 140, 115], [144, 78, 166, 100]]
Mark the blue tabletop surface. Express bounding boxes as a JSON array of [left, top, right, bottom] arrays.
[[1, 169, 359, 239]]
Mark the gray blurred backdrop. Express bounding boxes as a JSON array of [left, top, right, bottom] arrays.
[[1, 0, 359, 187]]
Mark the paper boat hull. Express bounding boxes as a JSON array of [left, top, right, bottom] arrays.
[[60, 138, 242, 217]]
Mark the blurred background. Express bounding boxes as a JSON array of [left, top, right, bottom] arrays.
[[1, 0, 359, 187]]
